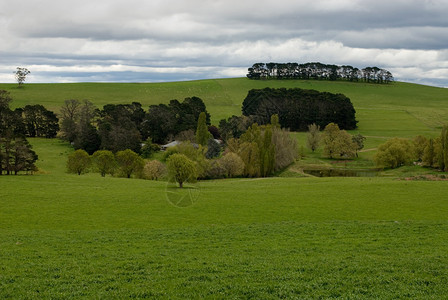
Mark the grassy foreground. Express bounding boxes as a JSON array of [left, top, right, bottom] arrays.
[[1, 79, 448, 297], [1, 138, 448, 298]]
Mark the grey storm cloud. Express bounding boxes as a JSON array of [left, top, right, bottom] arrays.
[[0, 0, 447, 86]]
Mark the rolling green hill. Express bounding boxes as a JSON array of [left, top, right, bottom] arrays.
[[1, 79, 447, 140]]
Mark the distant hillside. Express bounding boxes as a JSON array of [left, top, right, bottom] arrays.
[[1, 78, 447, 139]]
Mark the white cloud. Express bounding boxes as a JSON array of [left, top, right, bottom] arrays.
[[0, 0, 447, 86]]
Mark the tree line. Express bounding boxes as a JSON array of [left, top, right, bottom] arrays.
[[309, 122, 448, 172], [0, 90, 40, 175], [247, 62, 394, 83], [3, 85, 356, 163], [2, 84, 360, 179], [242, 87, 357, 131], [59, 97, 210, 154], [373, 127, 448, 171]]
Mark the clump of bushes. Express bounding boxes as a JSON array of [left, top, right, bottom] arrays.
[[374, 138, 414, 169], [373, 125, 448, 171], [67, 148, 145, 179], [142, 160, 166, 180]]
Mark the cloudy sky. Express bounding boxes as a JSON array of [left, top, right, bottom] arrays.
[[1, 0, 447, 87]]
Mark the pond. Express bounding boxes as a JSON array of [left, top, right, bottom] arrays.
[[303, 168, 380, 177]]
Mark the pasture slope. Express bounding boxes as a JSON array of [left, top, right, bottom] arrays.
[[1, 79, 448, 298], [1, 78, 448, 135]]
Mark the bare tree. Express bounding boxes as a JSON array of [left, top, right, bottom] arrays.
[[60, 99, 81, 143]]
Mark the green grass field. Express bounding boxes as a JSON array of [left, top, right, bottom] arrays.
[[1, 138, 448, 298], [1, 79, 448, 298]]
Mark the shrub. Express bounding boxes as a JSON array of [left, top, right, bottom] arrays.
[[205, 159, 226, 179], [206, 138, 221, 159], [219, 152, 244, 177], [374, 138, 414, 169], [306, 123, 320, 152], [141, 138, 160, 159], [175, 129, 196, 142], [143, 160, 166, 180], [208, 125, 220, 139]]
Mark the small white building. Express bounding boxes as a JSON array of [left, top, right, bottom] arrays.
[[161, 140, 181, 151], [161, 139, 221, 151]]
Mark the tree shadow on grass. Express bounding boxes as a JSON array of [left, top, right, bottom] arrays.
[[165, 182, 201, 207]]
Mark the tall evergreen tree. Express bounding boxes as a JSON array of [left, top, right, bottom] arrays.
[[21, 104, 59, 138], [0, 90, 37, 175], [75, 100, 101, 154], [195, 112, 211, 146], [260, 125, 275, 177], [10, 137, 38, 175], [0, 90, 13, 137]]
